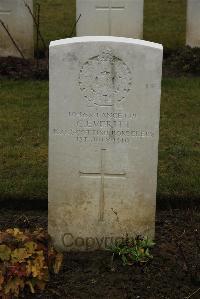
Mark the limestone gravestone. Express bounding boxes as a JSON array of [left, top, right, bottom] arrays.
[[49, 36, 163, 251], [186, 0, 200, 47], [0, 0, 33, 58], [76, 0, 144, 38]]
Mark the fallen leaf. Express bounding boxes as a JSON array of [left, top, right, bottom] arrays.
[[53, 253, 63, 274], [0, 245, 11, 261], [0, 271, 4, 290], [11, 248, 31, 263], [4, 277, 24, 296]]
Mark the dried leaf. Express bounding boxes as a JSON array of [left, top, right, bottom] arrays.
[[26, 254, 46, 279], [6, 228, 27, 241], [35, 279, 46, 291], [26, 280, 35, 294], [53, 253, 63, 274], [11, 248, 31, 263], [0, 245, 11, 261], [0, 228, 60, 297], [0, 271, 4, 290], [25, 241, 38, 253], [4, 278, 24, 296], [33, 229, 47, 242], [0, 232, 9, 243]]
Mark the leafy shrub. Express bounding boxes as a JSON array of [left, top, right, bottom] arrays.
[[0, 228, 63, 297], [108, 235, 155, 266], [164, 46, 200, 75]]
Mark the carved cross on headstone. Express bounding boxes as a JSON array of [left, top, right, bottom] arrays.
[[96, 1, 125, 34], [96, 4, 125, 11], [0, 7, 11, 15], [80, 149, 126, 222]]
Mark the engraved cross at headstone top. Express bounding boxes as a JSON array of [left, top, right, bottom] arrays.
[[96, 1, 125, 35], [0, 6, 11, 15], [96, 3, 125, 10], [80, 149, 126, 222]]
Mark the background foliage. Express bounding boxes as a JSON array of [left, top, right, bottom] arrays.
[[34, 0, 186, 49]]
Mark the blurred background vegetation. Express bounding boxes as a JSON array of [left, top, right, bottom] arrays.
[[34, 0, 186, 49]]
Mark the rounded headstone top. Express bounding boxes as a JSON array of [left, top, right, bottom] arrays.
[[50, 36, 163, 50]]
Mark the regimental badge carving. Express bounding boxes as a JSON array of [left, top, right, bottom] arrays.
[[79, 49, 132, 107]]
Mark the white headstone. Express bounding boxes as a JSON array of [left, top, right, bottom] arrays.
[[186, 0, 200, 47], [49, 36, 163, 251], [0, 0, 34, 58], [76, 0, 144, 38]]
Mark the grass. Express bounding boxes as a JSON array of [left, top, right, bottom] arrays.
[[34, 0, 75, 46], [158, 78, 200, 199], [0, 81, 48, 201], [144, 0, 186, 48], [0, 78, 199, 202], [34, 0, 186, 50]]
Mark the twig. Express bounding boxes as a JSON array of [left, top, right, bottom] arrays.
[[176, 241, 190, 272], [194, 229, 200, 252], [14, 214, 30, 226], [36, 3, 40, 67], [23, 0, 47, 51], [69, 13, 82, 37], [176, 230, 186, 241], [110, 252, 115, 271], [0, 19, 25, 59], [185, 287, 200, 299]]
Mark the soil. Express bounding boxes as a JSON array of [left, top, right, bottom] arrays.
[[0, 207, 200, 299], [0, 56, 48, 80]]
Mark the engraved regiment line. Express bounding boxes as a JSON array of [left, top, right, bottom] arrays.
[[79, 149, 126, 221]]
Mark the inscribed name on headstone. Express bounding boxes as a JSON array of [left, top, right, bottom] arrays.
[[0, 0, 33, 58], [76, 0, 144, 38], [186, 0, 200, 47], [49, 36, 163, 251]]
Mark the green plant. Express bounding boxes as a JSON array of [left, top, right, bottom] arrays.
[[0, 228, 63, 297], [108, 235, 155, 266], [166, 46, 200, 75]]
